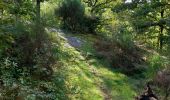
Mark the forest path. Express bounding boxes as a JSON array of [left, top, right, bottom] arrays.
[[48, 28, 84, 48], [48, 27, 137, 100], [48, 27, 112, 100], [86, 60, 112, 100]]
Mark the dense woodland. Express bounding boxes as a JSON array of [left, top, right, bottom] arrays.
[[0, 0, 170, 100]]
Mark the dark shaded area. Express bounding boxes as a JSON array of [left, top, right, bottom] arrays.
[[136, 83, 158, 100], [94, 37, 146, 76]]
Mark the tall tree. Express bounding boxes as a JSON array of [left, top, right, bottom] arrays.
[[82, 0, 115, 33], [83, 0, 114, 14], [113, 0, 170, 50], [35, 0, 47, 49], [36, 0, 41, 24]]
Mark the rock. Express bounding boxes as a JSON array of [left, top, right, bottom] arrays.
[[66, 36, 84, 48], [48, 28, 84, 48]]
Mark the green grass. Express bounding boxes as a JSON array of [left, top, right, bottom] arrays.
[[51, 33, 141, 100]]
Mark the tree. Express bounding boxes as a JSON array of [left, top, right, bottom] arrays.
[[36, 0, 41, 24], [83, 0, 114, 14], [35, 0, 49, 49], [113, 0, 170, 50], [82, 0, 115, 34], [0, 0, 35, 25]]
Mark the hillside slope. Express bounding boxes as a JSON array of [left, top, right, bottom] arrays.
[[51, 29, 145, 100]]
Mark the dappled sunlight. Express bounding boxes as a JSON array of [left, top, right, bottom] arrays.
[[97, 66, 137, 99], [53, 34, 104, 99], [1, 0, 169, 99], [52, 31, 139, 99]]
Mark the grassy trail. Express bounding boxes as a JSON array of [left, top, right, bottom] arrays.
[[51, 31, 141, 100], [42, 4, 142, 99]]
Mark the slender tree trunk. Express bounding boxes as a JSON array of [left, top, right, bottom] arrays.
[[158, 9, 164, 50], [36, 0, 40, 24], [36, 0, 41, 50], [159, 26, 163, 50]]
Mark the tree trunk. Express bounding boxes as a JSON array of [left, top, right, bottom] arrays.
[[36, 0, 41, 49], [158, 25, 164, 50], [158, 9, 164, 50], [36, 0, 40, 24]]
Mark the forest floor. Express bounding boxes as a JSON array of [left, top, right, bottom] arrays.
[[49, 28, 147, 100]]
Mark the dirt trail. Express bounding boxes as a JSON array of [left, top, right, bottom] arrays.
[[49, 27, 112, 100], [87, 62, 112, 100]]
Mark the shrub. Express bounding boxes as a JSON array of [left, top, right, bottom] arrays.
[[112, 25, 134, 50], [81, 15, 100, 34], [146, 55, 165, 78], [55, 0, 85, 32], [0, 22, 55, 80], [0, 21, 58, 99], [55, 0, 100, 34]]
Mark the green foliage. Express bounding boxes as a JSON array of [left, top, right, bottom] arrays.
[[83, 0, 114, 14], [0, 32, 14, 56], [55, 0, 85, 31], [0, 23, 70, 99], [113, 1, 170, 50], [0, 0, 4, 9], [113, 2, 137, 13], [9, 0, 34, 15], [113, 25, 134, 50], [55, 0, 101, 34], [0, 57, 20, 83], [1, 0, 170, 99], [54, 33, 138, 100], [145, 55, 165, 79], [82, 15, 101, 33]]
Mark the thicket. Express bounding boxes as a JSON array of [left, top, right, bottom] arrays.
[[55, 0, 100, 34], [113, 0, 170, 50], [112, 1, 170, 99], [0, 0, 64, 99]]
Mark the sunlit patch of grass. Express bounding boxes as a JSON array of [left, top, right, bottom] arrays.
[[54, 38, 103, 100], [90, 60, 137, 99], [66, 58, 104, 99], [99, 69, 136, 99], [77, 34, 138, 99], [51, 32, 140, 99]]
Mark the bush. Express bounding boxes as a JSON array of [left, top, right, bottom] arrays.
[[0, 21, 59, 99], [146, 55, 165, 78], [55, 0, 85, 32], [112, 25, 134, 50], [81, 15, 100, 34], [55, 0, 100, 34], [0, 22, 55, 80]]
